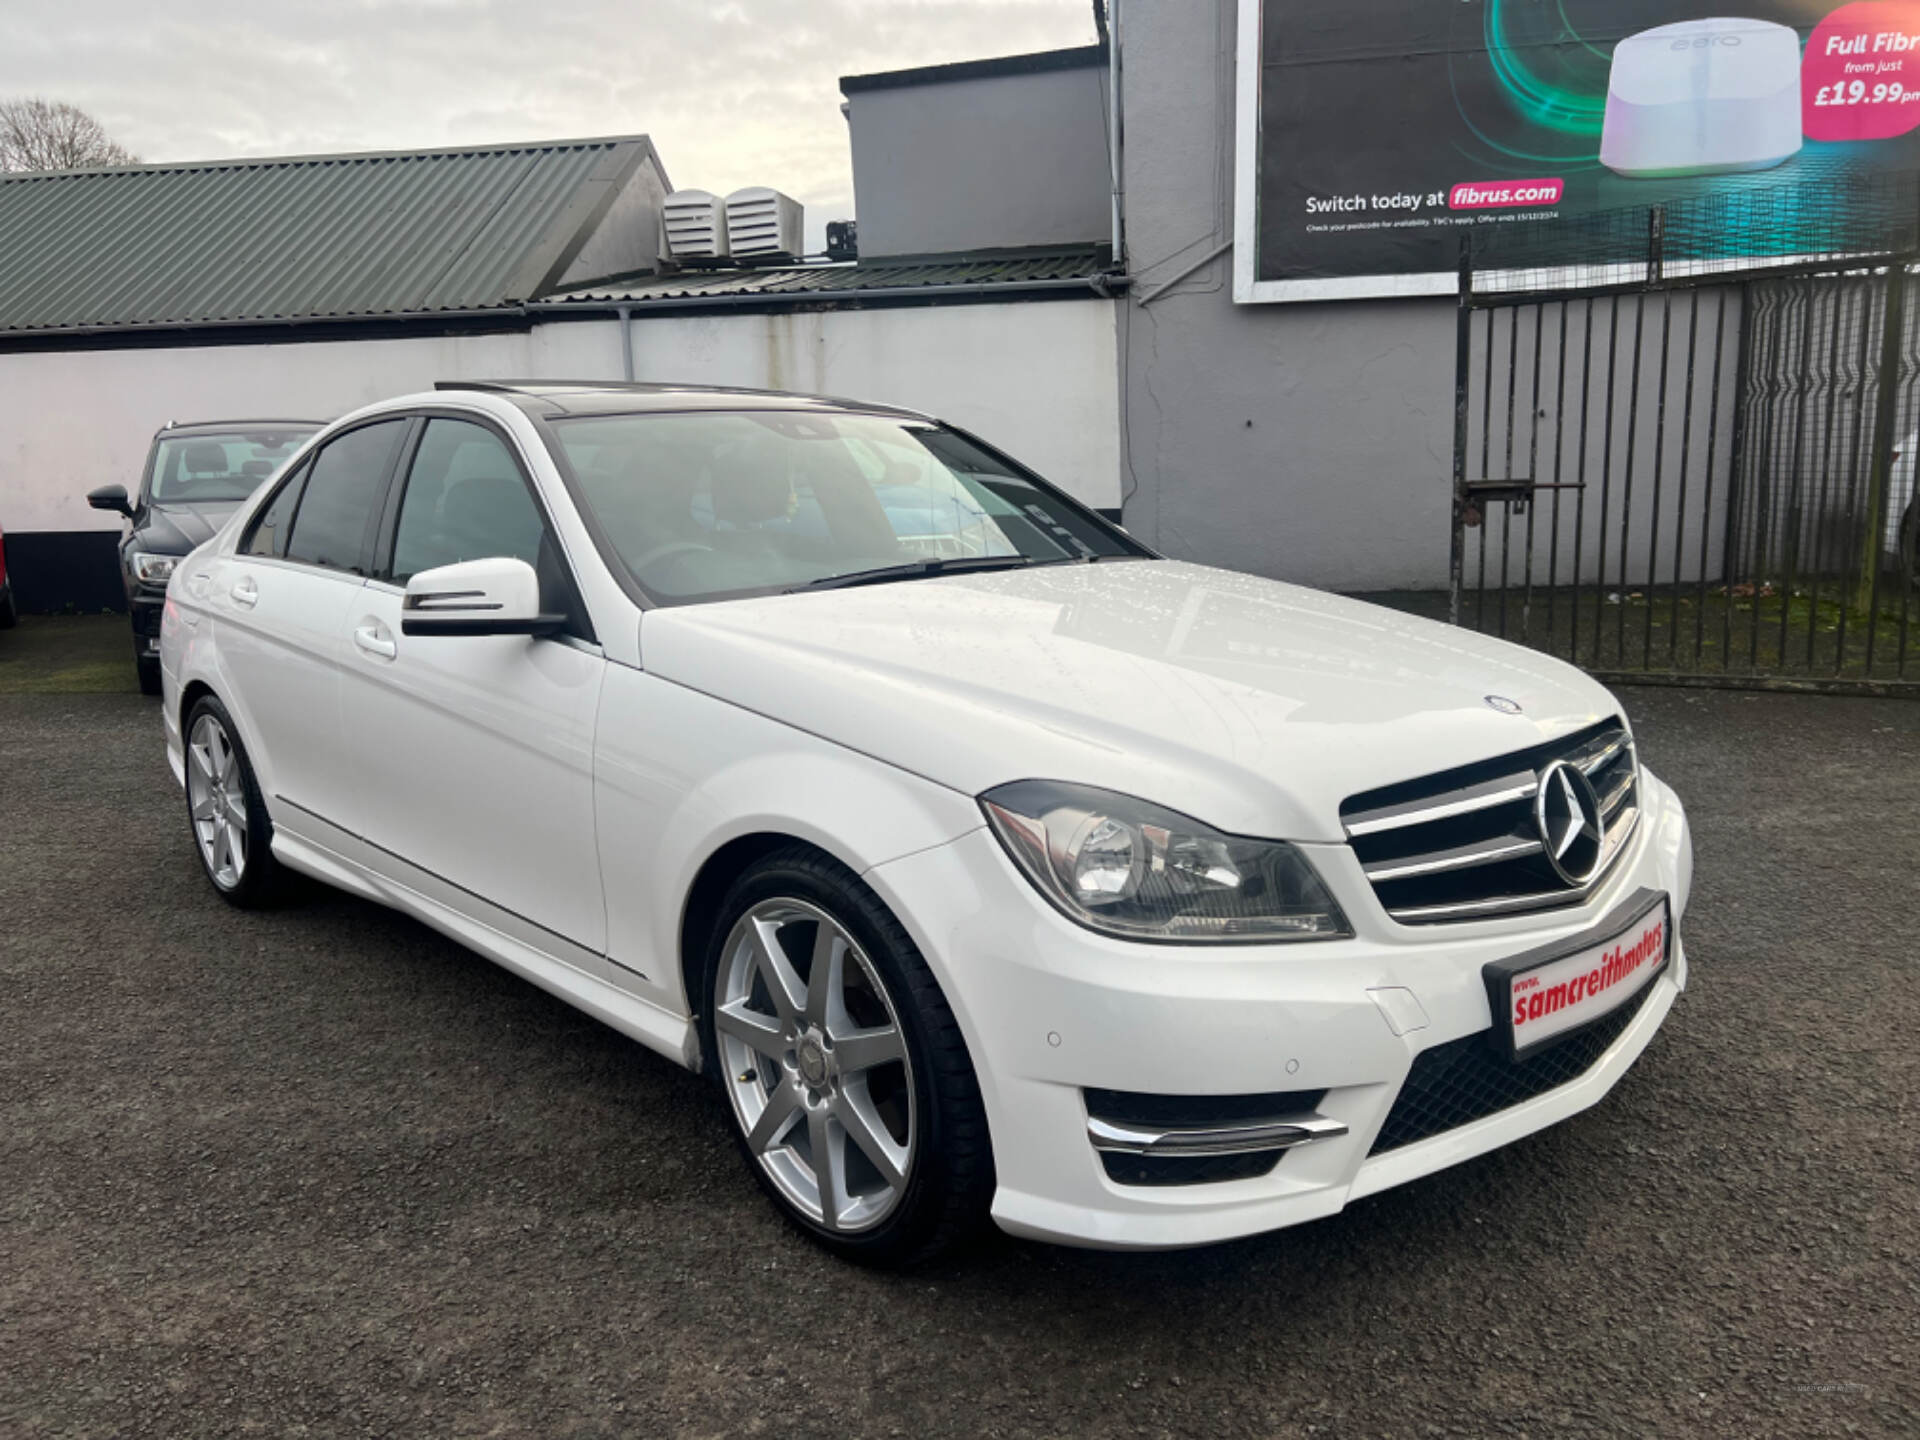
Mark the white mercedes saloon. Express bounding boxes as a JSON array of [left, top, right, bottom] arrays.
[[159, 381, 1693, 1264]]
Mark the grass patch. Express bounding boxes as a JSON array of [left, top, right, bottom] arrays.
[[1362, 581, 1920, 684], [0, 614, 139, 695]]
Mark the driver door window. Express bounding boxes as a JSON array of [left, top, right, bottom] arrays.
[[389, 419, 548, 582]]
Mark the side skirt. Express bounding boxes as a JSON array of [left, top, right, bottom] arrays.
[[270, 818, 699, 1073]]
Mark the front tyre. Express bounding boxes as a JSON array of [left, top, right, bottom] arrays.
[[183, 695, 284, 907], [700, 846, 993, 1267]]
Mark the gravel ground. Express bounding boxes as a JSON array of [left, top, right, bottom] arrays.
[[1, 685, 1915, 1439]]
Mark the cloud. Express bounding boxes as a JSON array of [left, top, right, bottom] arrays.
[[0, 0, 1099, 250]]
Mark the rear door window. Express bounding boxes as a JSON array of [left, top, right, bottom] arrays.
[[283, 421, 408, 574], [242, 460, 311, 558]]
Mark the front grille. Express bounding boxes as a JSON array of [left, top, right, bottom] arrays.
[[1368, 980, 1656, 1154], [1342, 718, 1639, 924]]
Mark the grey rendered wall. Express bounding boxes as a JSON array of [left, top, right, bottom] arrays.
[[847, 64, 1112, 257], [1117, 0, 1460, 591]]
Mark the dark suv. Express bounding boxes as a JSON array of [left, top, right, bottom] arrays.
[[89, 419, 321, 693]]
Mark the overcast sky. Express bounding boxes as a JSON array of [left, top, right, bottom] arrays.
[[0, 0, 1099, 250]]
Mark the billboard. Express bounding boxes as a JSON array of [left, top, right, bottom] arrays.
[[1232, 0, 1920, 301]]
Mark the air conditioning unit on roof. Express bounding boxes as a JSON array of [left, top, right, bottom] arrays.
[[663, 189, 729, 262], [726, 187, 804, 262]]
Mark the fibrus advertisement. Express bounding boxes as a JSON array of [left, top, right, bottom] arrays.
[[1237, 0, 1920, 300]]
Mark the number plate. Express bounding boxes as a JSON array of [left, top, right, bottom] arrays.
[[1483, 889, 1672, 1061]]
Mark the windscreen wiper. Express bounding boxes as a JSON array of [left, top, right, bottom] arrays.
[[790, 555, 1044, 593]]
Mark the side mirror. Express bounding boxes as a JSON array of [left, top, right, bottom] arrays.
[[88, 484, 133, 517], [400, 557, 567, 638]]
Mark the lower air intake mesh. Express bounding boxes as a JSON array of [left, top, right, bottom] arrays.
[[1369, 982, 1657, 1154]]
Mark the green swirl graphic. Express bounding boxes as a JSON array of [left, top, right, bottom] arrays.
[[1484, 0, 1609, 136]]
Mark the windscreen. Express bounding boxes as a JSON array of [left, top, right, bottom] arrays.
[[149, 427, 318, 504], [550, 410, 1134, 601]]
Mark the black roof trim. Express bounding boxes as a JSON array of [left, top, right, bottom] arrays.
[[840, 43, 1107, 95], [0, 309, 537, 357]]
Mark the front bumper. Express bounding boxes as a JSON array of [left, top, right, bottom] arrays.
[[863, 768, 1693, 1250], [129, 590, 165, 655]]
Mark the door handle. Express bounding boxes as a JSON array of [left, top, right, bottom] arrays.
[[353, 623, 397, 660], [231, 577, 259, 608]]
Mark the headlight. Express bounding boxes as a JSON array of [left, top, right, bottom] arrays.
[[130, 552, 177, 586], [980, 780, 1350, 943]]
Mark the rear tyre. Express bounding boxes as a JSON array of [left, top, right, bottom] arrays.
[[183, 695, 283, 908], [136, 651, 162, 696], [699, 845, 994, 1267]]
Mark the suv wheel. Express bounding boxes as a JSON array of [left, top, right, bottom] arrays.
[[183, 695, 284, 906], [700, 846, 993, 1266]]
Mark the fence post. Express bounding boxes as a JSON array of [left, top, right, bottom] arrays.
[[1858, 262, 1906, 616], [1647, 205, 1665, 286], [1449, 236, 1473, 626]]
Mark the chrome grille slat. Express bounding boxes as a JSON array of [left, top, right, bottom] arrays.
[[1597, 768, 1634, 819], [1340, 719, 1638, 925], [1579, 732, 1632, 776], [1383, 807, 1640, 921], [1362, 832, 1544, 882], [1342, 773, 1538, 837]]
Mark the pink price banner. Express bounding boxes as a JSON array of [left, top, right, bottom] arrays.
[[1448, 178, 1566, 211], [1805, 1, 1920, 140]]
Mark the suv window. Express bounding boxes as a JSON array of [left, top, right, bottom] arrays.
[[389, 419, 546, 583], [242, 459, 311, 558], [149, 426, 317, 505], [284, 420, 408, 573]]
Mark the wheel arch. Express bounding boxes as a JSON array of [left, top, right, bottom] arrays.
[[173, 649, 274, 804], [678, 832, 812, 1044], [178, 678, 218, 738]]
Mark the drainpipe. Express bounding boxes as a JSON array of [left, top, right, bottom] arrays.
[[1108, 0, 1126, 266], [618, 304, 634, 381]]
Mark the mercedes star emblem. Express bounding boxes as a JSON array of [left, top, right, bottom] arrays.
[[1533, 759, 1605, 885]]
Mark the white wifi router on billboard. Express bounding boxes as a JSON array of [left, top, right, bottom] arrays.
[[1601, 17, 1804, 179]]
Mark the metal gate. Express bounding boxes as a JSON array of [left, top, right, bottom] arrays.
[[1450, 205, 1920, 695]]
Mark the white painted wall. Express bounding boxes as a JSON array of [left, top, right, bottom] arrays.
[[0, 325, 619, 535], [1, 298, 1119, 536], [620, 300, 1120, 507]]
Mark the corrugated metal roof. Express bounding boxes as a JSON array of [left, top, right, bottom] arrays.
[[543, 246, 1117, 308], [0, 136, 656, 336]]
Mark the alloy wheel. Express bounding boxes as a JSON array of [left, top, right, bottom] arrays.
[[187, 712, 248, 889], [714, 898, 916, 1233]]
